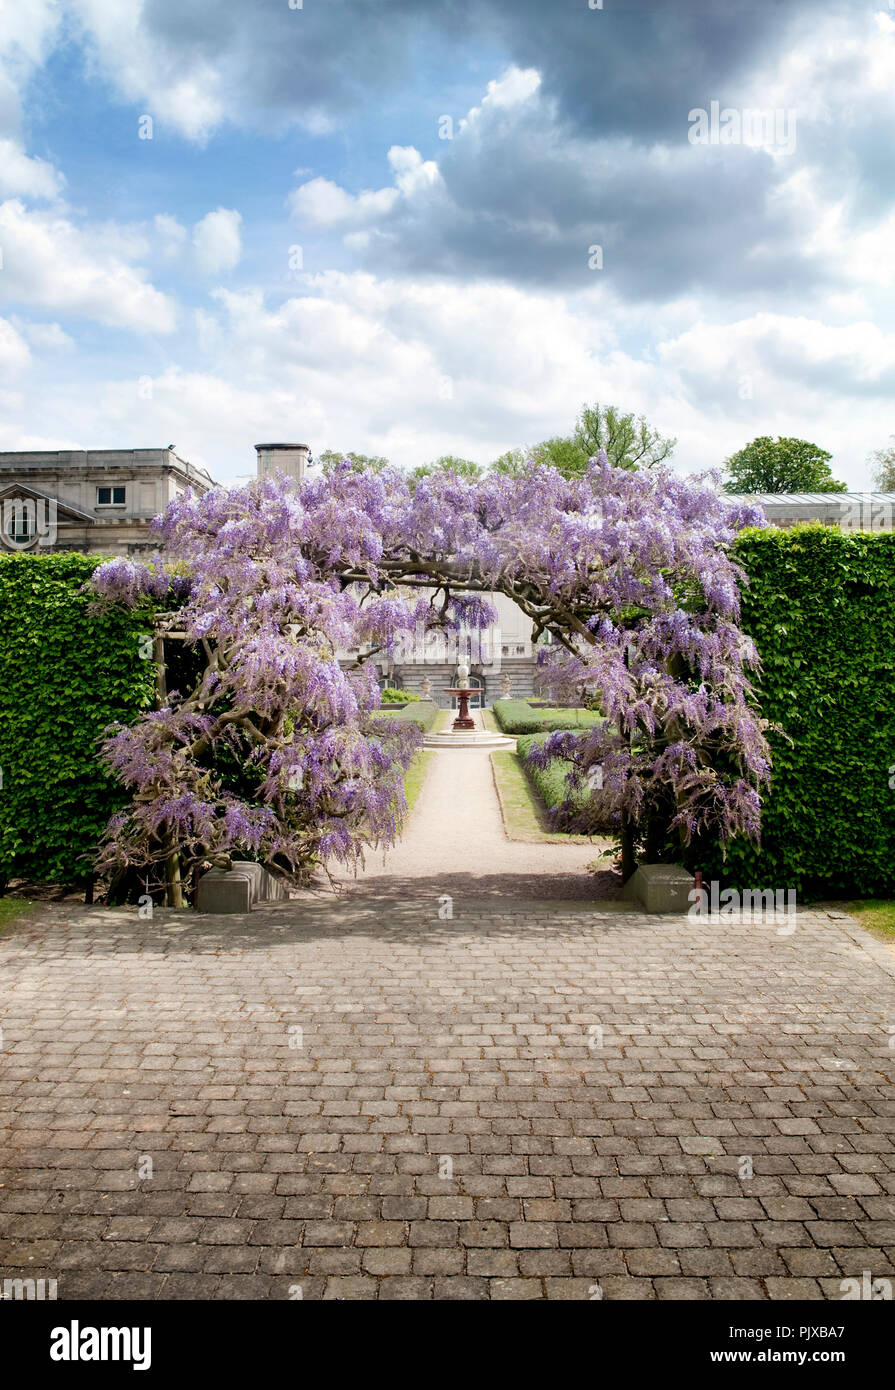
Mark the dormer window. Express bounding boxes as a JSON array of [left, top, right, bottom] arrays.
[[97, 486, 126, 506]]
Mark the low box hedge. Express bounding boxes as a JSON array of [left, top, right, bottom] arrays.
[[492, 698, 601, 734]]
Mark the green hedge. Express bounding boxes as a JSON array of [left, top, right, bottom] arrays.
[[0, 554, 157, 885], [693, 525, 895, 897], [492, 698, 601, 734], [516, 732, 614, 833], [373, 699, 438, 733]]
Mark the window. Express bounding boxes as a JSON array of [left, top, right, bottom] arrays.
[[5, 510, 31, 545], [97, 485, 126, 506]]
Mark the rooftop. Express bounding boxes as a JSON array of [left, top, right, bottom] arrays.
[[727, 491, 895, 506]]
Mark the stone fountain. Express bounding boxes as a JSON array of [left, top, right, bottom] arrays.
[[419, 661, 515, 749], [443, 659, 477, 732]]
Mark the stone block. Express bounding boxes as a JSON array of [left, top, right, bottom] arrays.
[[196, 860, 288, 914], [621, 864, 695, 914], [196, 866, 256, 914]]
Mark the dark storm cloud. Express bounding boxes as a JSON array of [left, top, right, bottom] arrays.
[[87, 0, 889, 305], [341, 93, 829, 301], [122, 0, 835, 135]]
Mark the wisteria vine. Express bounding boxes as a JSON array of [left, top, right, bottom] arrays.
[[92, 456, 769, 901]]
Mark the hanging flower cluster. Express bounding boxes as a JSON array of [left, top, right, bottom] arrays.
[[92, 455, 769, 899]]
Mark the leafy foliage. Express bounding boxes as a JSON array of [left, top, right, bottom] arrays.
[[373, 700, 439, 732], [516, 732, 613, 834], [316, 450, 390, 474], [535, 402, 677, 477], [723, 436, 847, 494], [492, 699, 601, 734], [0, 553, 156, 885], [407, 456, 484, 490], [691, 526, 895, 897]]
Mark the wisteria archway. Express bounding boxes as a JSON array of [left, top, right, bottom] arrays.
[[92, 458, 770, 905]]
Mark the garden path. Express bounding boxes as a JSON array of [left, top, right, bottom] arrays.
[[334, 711, 617, 906]]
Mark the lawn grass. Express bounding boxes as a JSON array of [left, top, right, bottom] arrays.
[[842, 899, 895, 942], [403, 750, 434, 816], [0, 897, 33, 934], [491, 749, 604, 846]]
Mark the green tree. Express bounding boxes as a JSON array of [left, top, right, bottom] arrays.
[[868, 436, 895, 490], [524, 402, 676, 479], [572, 402, 676, 471], [531, 435, 591, 475], [723, 436, 847, 494], [317, 449, 390, 475], [489, 447, 530, 477], [406, 455, 484, 489]]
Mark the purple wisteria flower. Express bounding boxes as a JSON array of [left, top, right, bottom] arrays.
[[92, 455, 770, 900]]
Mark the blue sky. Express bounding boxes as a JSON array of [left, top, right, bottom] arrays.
[[1, 0, 894, 485]]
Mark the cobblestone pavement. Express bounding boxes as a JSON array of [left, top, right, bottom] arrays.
[[2, 896, 895, 1300]]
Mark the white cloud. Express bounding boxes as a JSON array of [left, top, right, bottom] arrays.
[[459, 65, 541, 127], [288, 177, 398, 229], [154, 212, 187, 259], [192, 207, 242, 274], [17, 319, 73, 350], [0, 0, 60, 136], [0, 199, 177, 332], [0, 137, 63, 199], [659, 312, 895, 391], [3, 265, 892, 489], [386, 146, 440, 196], [71, 0, 224, 142], [288, 147, 440, 232], [0, 316, 31, 374]]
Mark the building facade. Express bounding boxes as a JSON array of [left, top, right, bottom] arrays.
[[731, 492, 895, 530], [0, 448, 215, 555]]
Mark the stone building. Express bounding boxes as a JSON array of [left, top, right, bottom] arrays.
[[0, 448, 214, 555]]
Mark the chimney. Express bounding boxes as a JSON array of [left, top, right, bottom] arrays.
[[255, 442, 311, 484]]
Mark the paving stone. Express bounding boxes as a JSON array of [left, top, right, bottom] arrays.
[[2, 894, 894, 1301], [361, 1246, 412, 1275]]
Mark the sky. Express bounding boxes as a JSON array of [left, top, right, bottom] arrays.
[[1, 0, 894, 486]]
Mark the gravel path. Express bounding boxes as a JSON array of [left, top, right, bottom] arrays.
[[334, 711, 618, 906]]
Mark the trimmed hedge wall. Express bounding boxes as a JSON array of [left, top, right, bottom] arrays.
[[3, 528, 894, 898], [0, 553, 157, 885], [515, 732, 616, 834], [693, 525, 895, 898], [373, 699, 438, 733], [492, 699, 601, 734]]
